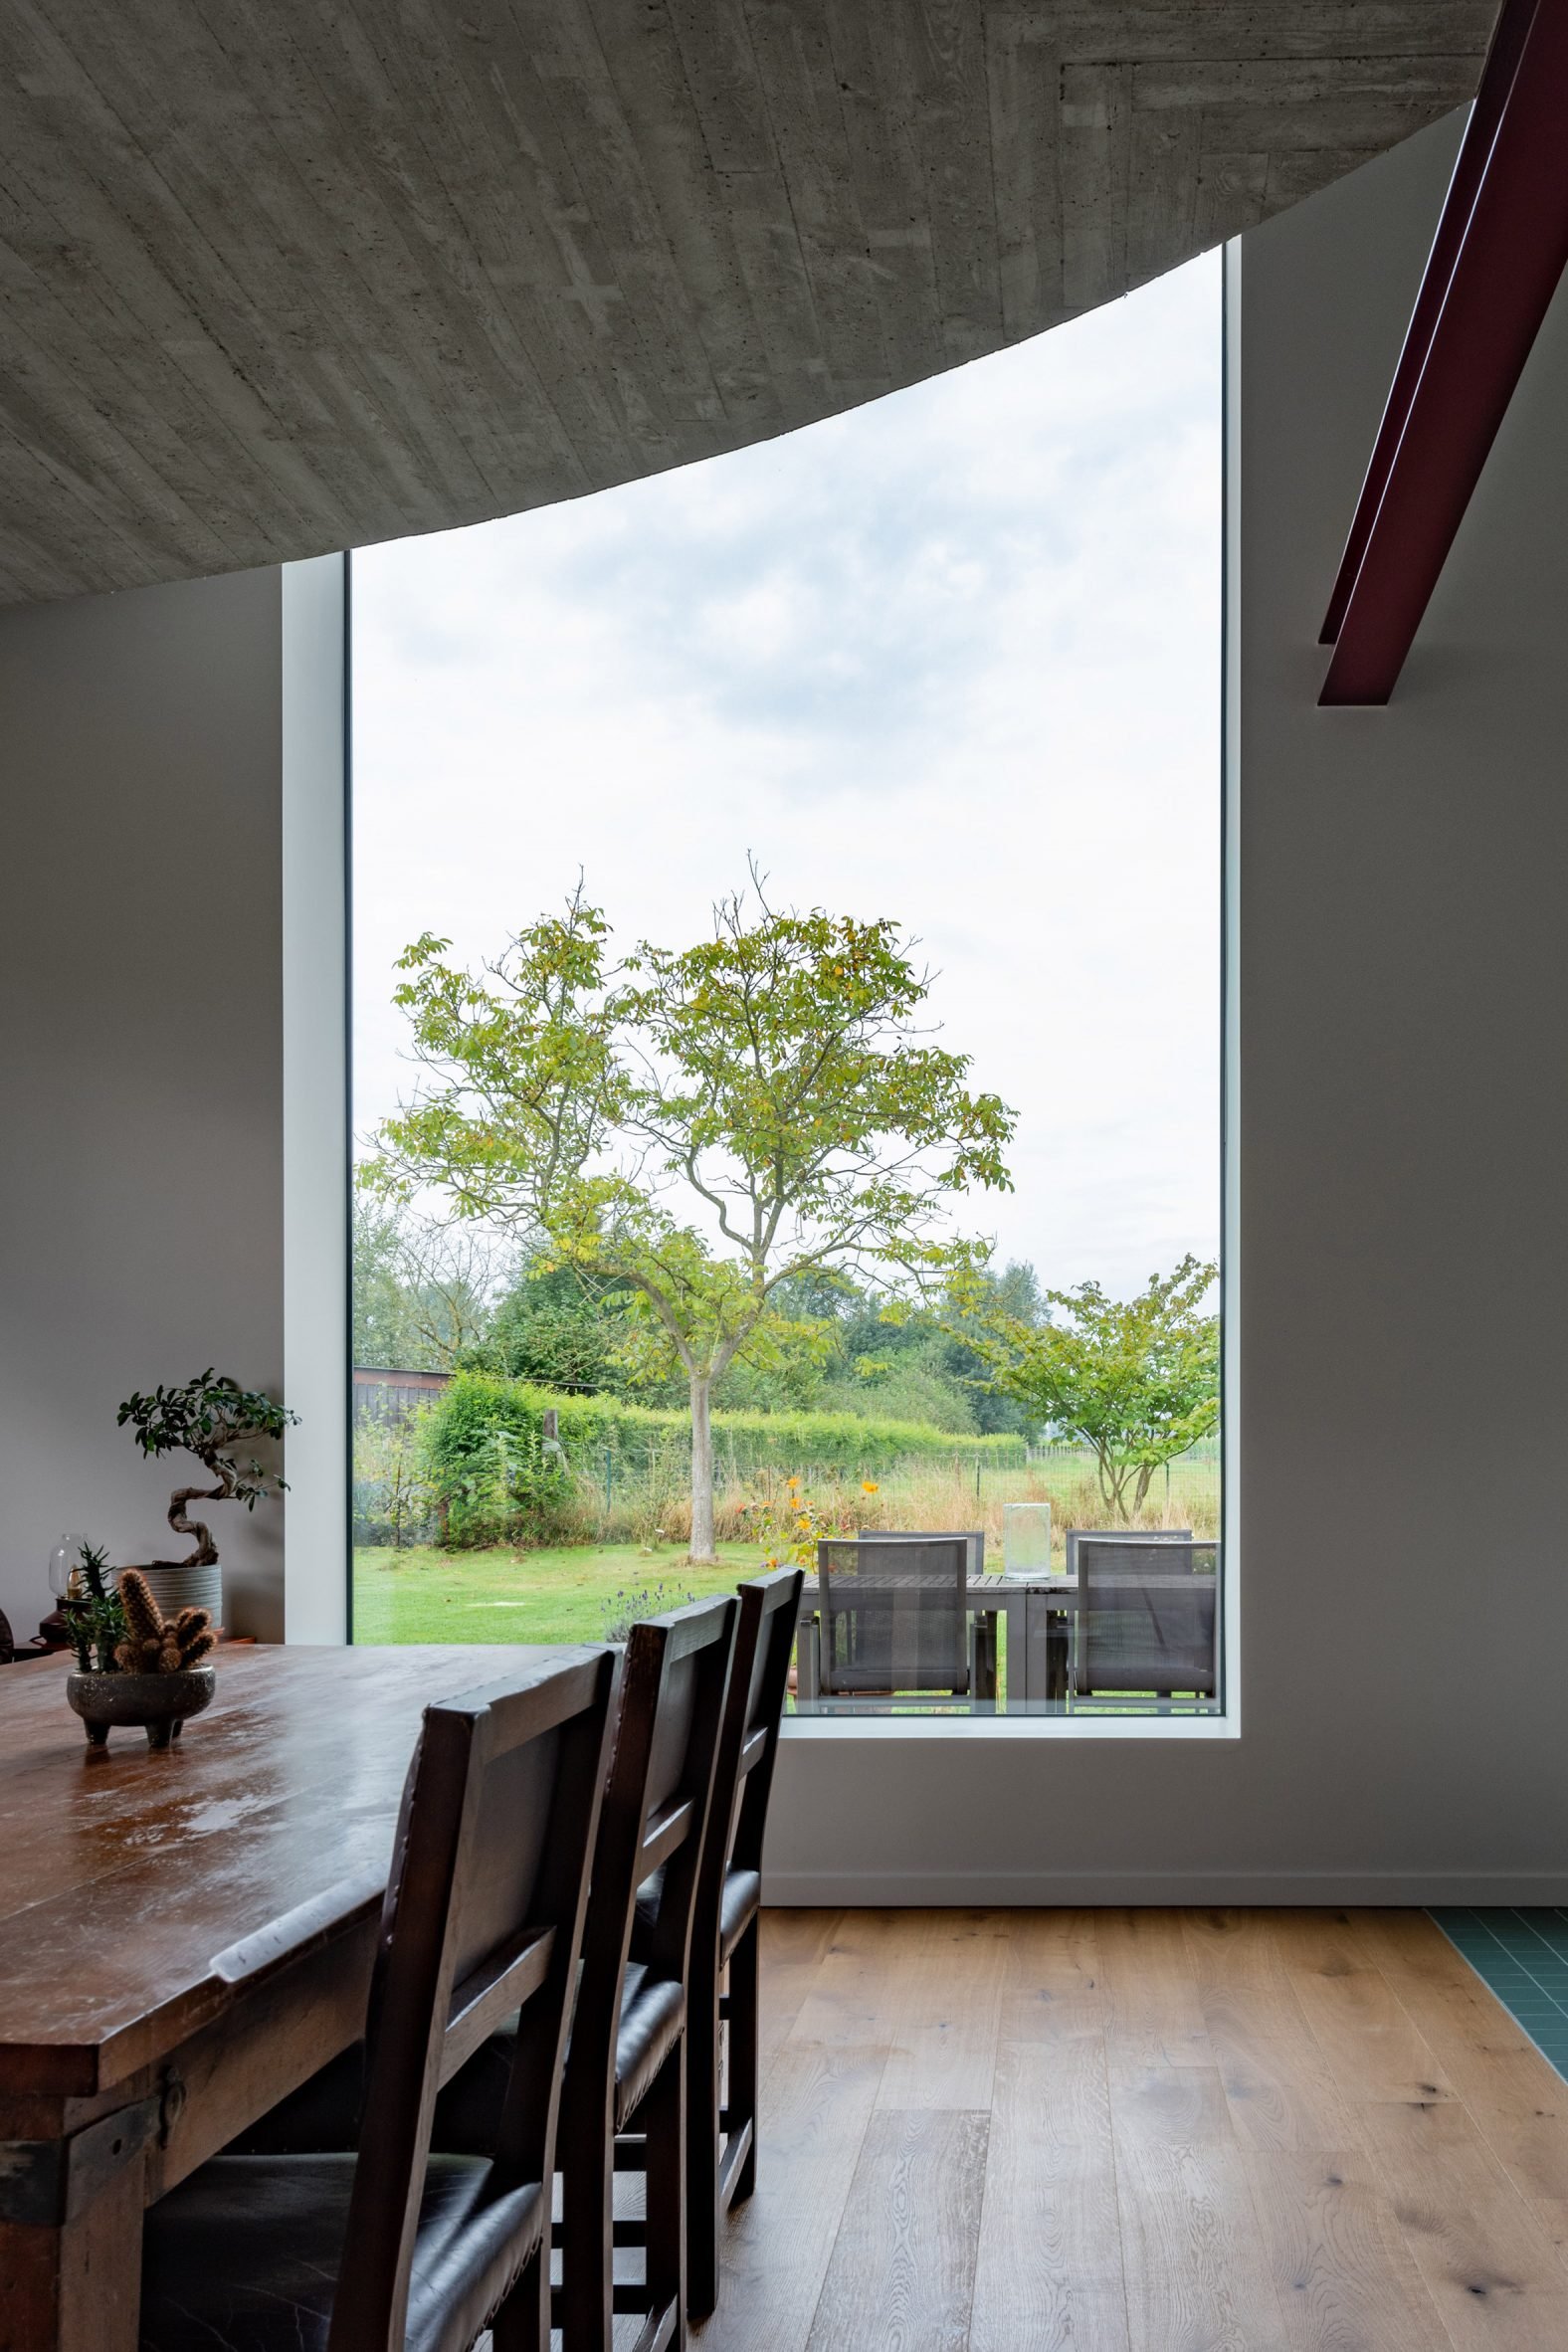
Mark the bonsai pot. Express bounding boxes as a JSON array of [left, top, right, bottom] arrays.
[[67, 1666, 216, 1750], [128, 1560, 224, 1626]]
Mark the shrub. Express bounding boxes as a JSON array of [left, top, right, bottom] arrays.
[[420, 1373, 1026, 1549]]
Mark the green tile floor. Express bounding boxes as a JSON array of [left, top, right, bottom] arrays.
[[1430, 1908, 1568, 2078]]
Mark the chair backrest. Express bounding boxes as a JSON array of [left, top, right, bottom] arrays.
[[573, 1593, 737, 2077], [716, 1566, 805, 1881], [817, 1536, 969, 1695], [1074, 1536, 1219, 1697], [1065, 1526, 1191, 1578], [331, 1647, 618, 2352], [857, 1527, 985, 1575]]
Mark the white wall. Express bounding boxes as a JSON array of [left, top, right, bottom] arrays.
[[765, 110, 1568, 1903], [0, 561, 345, 1646]]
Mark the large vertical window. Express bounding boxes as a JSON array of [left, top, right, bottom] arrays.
[[351, 252, 1223, 1719]]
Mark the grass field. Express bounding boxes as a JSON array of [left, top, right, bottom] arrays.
[[352, 1541, 757, 1646], [351, 1537, 1225, 1714]]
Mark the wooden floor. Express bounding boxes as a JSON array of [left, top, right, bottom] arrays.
[[696, 1907, 1568, 2351]]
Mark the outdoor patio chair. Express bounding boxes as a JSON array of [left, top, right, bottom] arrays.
[[1072, 1534, 1218, 1701], [856, 1526, 985, 1574], [816, 1536, 993, 1701], [1065, 1525, 1190, 1576]]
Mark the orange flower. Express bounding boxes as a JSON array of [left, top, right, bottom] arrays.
[[862, 1479, 880, 1494]]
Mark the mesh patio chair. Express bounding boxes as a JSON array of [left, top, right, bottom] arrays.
[[855, 1527, 985, 1573], [1065, 1526, 1190, 1577], [1072, 1534, 1219, 1701], [817, 1536, 988, 1700]]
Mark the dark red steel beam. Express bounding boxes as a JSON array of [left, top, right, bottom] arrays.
[[1319, 0, 1568, 706], [1319, 0, 1534, 648]]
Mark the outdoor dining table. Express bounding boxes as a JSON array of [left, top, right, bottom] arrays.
[[0, 1641, 592, 2352], [795, 1572, 1079, 1707], [796, 1571, 1218, 1707]]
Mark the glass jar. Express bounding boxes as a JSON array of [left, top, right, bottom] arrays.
[[48, 1533, 92, 1605]]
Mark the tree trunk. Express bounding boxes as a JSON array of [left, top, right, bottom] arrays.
[[688, 1375, 717, 1564], [165, 1483, 226, 1568]]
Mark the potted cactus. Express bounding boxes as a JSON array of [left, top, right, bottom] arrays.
[[63, 1556, 219, 1750], [117, 1369, 296, 1623]]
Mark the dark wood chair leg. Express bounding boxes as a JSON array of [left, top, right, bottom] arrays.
[[686, 1959, 721, 2322], [492, 2236, 549, 2352], [725, 1917, 760, 2205], [560, 2096, 616, 2352], [643, 2042, 686, 2350]]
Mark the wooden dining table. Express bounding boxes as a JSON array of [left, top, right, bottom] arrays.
[[0, 1641, 592, 2352]]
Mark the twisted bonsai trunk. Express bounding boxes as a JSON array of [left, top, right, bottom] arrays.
[[161, 1476, 230, 1568]]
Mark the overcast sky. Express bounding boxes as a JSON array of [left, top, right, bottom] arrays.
[[352, 250, 1222, 1299]]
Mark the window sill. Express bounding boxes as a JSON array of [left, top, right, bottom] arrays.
[[781, 1710, 1240, 1741]]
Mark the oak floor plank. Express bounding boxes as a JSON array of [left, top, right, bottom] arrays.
[[1097, 1907, 1212, 2066], [1356, 2095, 1568, 2349], [700, 2040, 891, 2351], [994, 1907, 1108, 2044], [1246, 2145, 1454, 2352], [804, 2106, 989, 2352], [1191, 1921, 1363, 2153], [1345, 1916, 1568, 2264], [1107, 2052, 1236, 2148], [760, 1909, 845, 1970], [876, 1912, 1009, 2111], [969, 2038, 1130, 2352], [699, 1907, 1568, 2351], [785, 1909, 923, 2048], [754, 1911, 843, 2073], [1282, 1915, 1458, 2107], [1113, 2133, 1292, 2352]]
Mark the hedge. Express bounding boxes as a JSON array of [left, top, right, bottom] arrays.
[[421, 1372, 1027, 1545]]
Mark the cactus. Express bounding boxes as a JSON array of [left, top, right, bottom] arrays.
[[64, 1542, 128, 1674], [111, 1569, 216, 1675]]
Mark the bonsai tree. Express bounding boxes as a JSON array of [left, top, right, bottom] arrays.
[[117, 1370, 297, 1567]]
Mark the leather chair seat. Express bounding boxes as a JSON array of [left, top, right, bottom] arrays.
[[632, 1862, 760, 1967], [140, 2153, 543, 2352], [613, 1963, 685, 2128], [718, 1865, 761, 1964]]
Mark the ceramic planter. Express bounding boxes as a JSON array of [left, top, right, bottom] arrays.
[[67, 1666, 216, 1750], [127, 1560, 224, 1625]]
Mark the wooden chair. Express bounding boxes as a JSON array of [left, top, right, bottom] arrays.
[[138, 1648, 618, 2352], [429, 1594, 737, 2352], [677, 1564, 803, 2320]]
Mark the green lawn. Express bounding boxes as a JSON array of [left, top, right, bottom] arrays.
[[352, 1542, 758, 1646]]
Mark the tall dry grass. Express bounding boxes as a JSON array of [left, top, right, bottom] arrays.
[[584, 1454, 1218, 1563]]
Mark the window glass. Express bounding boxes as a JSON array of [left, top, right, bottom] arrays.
[[351, 251, 1222, 1718]]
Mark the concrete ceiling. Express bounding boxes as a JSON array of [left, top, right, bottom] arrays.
[[0, 2, 1492, 605]]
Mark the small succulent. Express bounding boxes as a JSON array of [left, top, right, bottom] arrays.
[[63, 1542, 128, 1675], [113, 1569, 217, 1675]]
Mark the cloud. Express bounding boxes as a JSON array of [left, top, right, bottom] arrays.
[[352, 251, 1222, 1294]]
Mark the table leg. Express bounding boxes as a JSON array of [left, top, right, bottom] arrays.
[[1046, 1618, 1070, 1704], [0, 2163, 144, 2352], [796, 1615, 821, 1706]]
